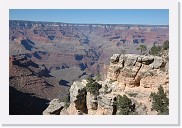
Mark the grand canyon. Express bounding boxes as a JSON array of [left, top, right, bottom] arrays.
[[9, 20, 169, 115]]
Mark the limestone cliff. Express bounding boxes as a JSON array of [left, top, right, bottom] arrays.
[[43, 54, 169, 115]]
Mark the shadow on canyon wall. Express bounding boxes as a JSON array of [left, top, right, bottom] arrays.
[[9, 86, 49, 115]]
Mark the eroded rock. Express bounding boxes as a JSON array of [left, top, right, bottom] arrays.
[[43, 53, 169, 115], [67, 81, 88, 114], [107, 54, 168, 88], [110, 54, 120, 64], [43, 99, 65, 115]]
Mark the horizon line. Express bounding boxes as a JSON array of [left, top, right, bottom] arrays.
[[9, 19, 169, 26]]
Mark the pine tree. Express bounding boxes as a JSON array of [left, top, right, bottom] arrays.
[[137, 45, 147, 55], [116, 94, 135, 115], [150, 85, 169, 114], [86, 78, 102, 96]]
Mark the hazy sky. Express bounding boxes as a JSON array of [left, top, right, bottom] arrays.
[[9, 9, 169, 25]]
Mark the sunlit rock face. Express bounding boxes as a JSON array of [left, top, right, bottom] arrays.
[[43, 53, 168, 115]]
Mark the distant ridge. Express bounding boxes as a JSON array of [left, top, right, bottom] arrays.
[[9, 20, 169, 27]]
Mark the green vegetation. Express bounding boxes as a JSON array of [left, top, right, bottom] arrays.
[[137, 44, 147, 55], [150, 85, 169, 115], [60, 94, 70, 108], [149, 40, 169, 56], [116, 94, 135, 115], [163, 40, 169, 50], [104, 84, 109, 94], [149, 43, 162, 56], [86, 77, 102, 96], [95, 72, 102, 81]]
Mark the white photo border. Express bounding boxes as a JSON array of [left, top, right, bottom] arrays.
[[0, 0, 179, 125]]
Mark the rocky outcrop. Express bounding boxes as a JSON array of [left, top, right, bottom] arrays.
[[107, 54, 168, 89], [43, 53, 169, 115], [58, 80, 88, 115], [43, 99, 65, 115], [43, 79, 117, 115], [110, 54, 120, 64]]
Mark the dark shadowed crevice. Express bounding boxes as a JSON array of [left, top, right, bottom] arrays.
[[112, 97, 117, 115]]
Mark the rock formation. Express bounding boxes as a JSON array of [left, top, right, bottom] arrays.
[[43, 99, 65, 115], [107, 54, 168, 90], [43, 53, 169, 115]]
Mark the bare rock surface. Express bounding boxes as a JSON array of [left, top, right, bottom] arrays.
[[66, 80, 88, 114], [43, 99, 65, 115], [46, 53, 169, 115], [107, 54, 168, 89]]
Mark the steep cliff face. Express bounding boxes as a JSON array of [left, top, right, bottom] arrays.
[[43, 53, 169, 115]]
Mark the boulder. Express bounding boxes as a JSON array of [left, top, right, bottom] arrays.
[[43, 99, 65, 115], [110, 54, 120, 64], [149, 57, 164, 69], [139, 56, 154, 65], [125, 54, 139, 67]]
